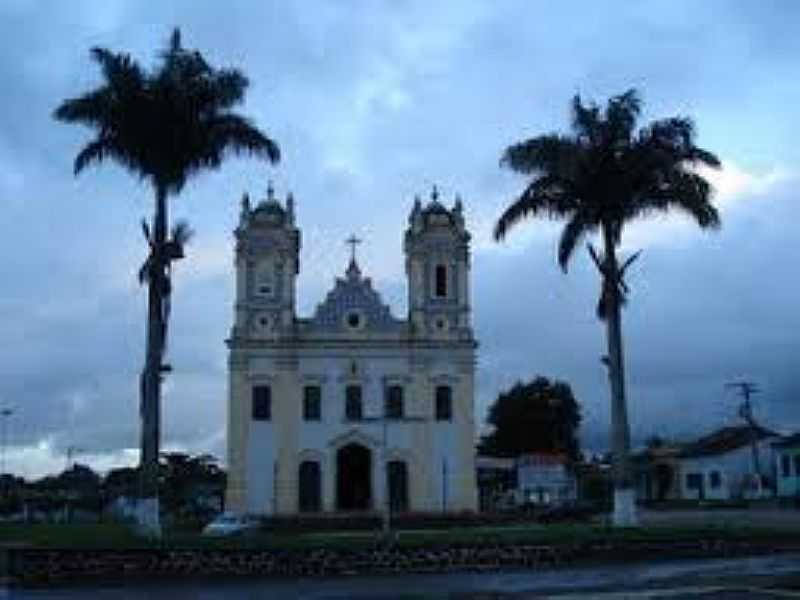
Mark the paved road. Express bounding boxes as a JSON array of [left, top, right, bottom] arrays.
[[639, 507, 800, 528], [5, 554, 800, 599]]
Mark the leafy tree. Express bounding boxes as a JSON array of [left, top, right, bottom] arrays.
[[159, 452, 225, 518], [104, 466, 139, 498], [54, 29, 279, 536], [494, 89, 720, 526], [478, 376, 581, 461]]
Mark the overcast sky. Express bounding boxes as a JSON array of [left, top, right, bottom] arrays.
[[1, 1, 798, 477]]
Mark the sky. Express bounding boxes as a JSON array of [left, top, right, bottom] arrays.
[[0, 1, 798, 478]]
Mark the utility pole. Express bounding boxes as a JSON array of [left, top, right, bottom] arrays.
[[1, 407, 13, 495], [725, 381, 761, 492]]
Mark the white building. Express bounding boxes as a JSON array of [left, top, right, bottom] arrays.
[[516, 453, 577, 506], [774, 434, 800, 499], [677, 425, 779, 501], [225, 185, 478, 516]]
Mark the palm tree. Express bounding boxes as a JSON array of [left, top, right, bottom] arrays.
[[54, 29, 280, 536], [494, 89, 720, 526]]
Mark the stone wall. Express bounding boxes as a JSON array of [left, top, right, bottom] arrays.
[[4, 538, 800, 586]]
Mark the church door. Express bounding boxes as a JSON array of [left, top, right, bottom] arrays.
[[388, 460, 409, 513], [337, 443, 372, 511], [298, 461, 321, 513]]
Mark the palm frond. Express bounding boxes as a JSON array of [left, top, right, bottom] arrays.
[[171, 220, 194, 246], [73, 138, 112, 175], [207, 69, 248, 110], [571, 94, 601, 143], [630, 168, 717, 226], [494, 175, 578, 241], [89, 47, 143, 88], [53, 89, 111, 126], [604, 89, 641, 143], [500, 134, 581, 176], [138, 256, 151, 285], [558, 211, 594, 271], [202, 113, 281, 165], [141, 218, 152, 244]]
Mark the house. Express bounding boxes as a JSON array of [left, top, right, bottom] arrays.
[[677, 425, 779, 501], [515, 453, 577, 506], [634, 443, 683, 502], [475, 456, 515, 511], [226, 186, 478, 515], [774, 434, 800, 499]]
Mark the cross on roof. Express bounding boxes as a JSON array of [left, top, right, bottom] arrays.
[[345, 234, 362, 264]]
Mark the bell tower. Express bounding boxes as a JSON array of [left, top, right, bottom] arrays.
[[404, 186, 472, 340], [232, 182, 300, 341]]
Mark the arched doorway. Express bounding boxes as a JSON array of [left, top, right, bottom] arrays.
[[388, 460, 409, 513], [337, 443, 372, 510], [298, 460, 321, 513]]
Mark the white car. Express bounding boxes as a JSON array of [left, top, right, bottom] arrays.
[[202, 513, 261, 537]]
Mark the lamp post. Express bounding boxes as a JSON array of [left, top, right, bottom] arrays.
[[1, 407, 14, 495], [362, 413, 424, 544]]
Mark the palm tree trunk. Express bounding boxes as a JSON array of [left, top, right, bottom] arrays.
[[138, 186, 167, 537], [602, 223, 637, 527]]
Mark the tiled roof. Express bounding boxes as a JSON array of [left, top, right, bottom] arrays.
[[773, 433, 800, 449], [680, 425, 779, 458]]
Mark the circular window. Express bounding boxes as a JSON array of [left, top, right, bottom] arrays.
[[347, 312, 361, 328], [255, 313, 272, 332]]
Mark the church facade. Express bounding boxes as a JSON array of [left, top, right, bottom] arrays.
[[225, 186, 478, 515]]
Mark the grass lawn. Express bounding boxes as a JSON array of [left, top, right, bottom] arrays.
[[2, 520, 799, 552]]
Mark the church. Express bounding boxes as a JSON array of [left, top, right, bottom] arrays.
[[225, 184, 478, 515]]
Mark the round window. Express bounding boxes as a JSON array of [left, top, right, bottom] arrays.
[[347, 312, 361, 328]]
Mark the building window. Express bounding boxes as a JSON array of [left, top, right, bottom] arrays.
[[435, 385, 452, 421], [434, 264, 448, 298], [709, 471, 721, 489], [686, 473, 702, 490], [794, 455, 800, 477], [345, 385, 362, 421], [252, 385, 271, 421], [782, 455, 792, 478], [385, 385, 404, 419], [303, 386, 321, 421]]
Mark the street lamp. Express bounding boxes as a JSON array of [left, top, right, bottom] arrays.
[[1, 407, 14, 494], [361, 413, 424, 543]]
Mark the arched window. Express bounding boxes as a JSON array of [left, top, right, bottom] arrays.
[[252, 385, 271, 421], [298, 460, 321, 513], [303, 386, 321, 421], [255, 262, 275, 297], [434, 264, 448, 298], [435, 385, 452, 421], [387, 460, 409, 512], [385, 385, 404, 419], [345, 385, 363, 421]]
